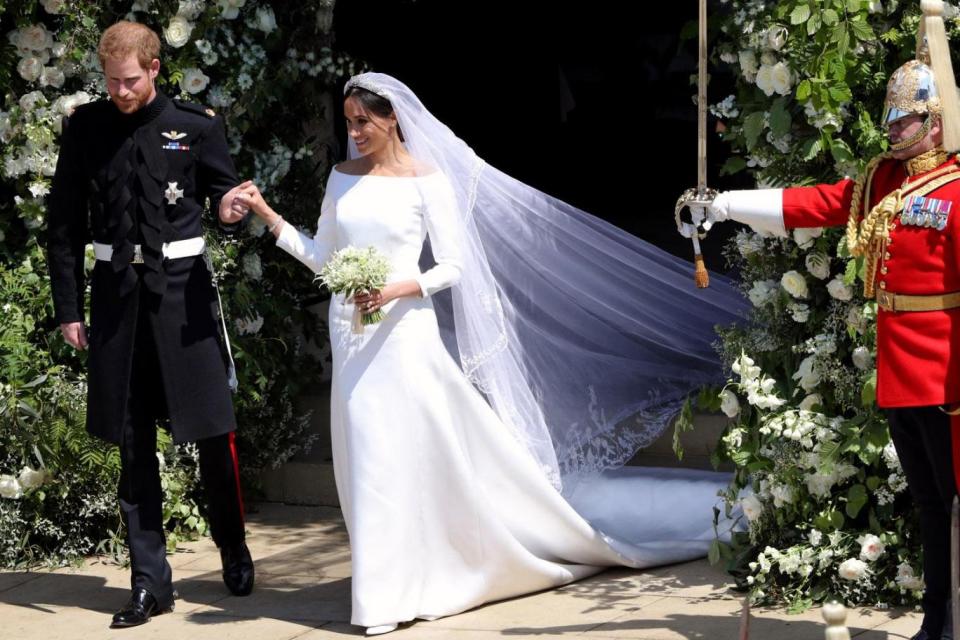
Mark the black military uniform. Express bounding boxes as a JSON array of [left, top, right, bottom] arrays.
[[46, 91, 253, 618]]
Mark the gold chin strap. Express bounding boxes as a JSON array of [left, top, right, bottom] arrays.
[[906, 146, 950, 175], [846, 152, 960, 298], [889, 115, 933, 152]]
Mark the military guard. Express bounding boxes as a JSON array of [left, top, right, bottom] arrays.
[[46, 21, 254, 628], [704, 3, 960, 638]]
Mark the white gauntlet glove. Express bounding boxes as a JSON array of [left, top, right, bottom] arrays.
[[706, 189, 787, 237]]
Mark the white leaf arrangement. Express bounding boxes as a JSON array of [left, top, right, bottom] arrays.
[[318, 246, 391, 333]]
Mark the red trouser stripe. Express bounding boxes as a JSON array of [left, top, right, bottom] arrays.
[[952, 414, 960, 494], [228, 432, 245, 522]]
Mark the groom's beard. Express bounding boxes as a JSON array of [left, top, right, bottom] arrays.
[[110, 85, 154, 114]]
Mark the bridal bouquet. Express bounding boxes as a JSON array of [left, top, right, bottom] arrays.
[[318, 246, 391, 329]]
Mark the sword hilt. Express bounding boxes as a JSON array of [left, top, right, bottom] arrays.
[[675, 187, 717, 288]]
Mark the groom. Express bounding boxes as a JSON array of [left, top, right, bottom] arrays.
[[46, 21, 253, 628]]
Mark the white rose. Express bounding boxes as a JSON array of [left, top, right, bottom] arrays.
[[18, 24, 54, 52], [19, 90, 46, 112], [858, 534, 885, 561], [40, 66, 65, 88], [164, 15, 193, 48], [738, 49, 758, 75], [254, 6, 277, 33], [42, 0, 65, 13], [806, 470, 836, 498], [180, 67, 210, 94], [51, 41, 66, 58], [781, 270, 809, 299], [770, 484, 794, 508], [242, 253, 262, 280], [756, 64, 775, 96], [18, 466, 47, 491], [760, 51, 777, 66], [741, 494, 763, 522], [827, 277, 853, 301], [799, 394, 822, 411], [766, 25, 788, 51], [793, 355, 821, 392], [895, 562, 924, 591], [177, 0, 205, 19], [218, 0, 247, 20], [838, 558, 870, 581], [770, 62, 793, 96], [868, 0, 883, 13], [0, 474, 23, 499], [851, 346, 873, 370], [793, 226, 823, 249], [720, 389, 740, 418], [17, 56, 43, 82], [805, 252, 831, 280], [58, 91, 92, 116]]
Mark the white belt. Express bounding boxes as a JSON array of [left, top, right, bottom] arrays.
[[93, 237, 206, 263]]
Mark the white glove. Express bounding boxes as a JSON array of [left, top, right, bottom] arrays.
[[705, 189, 786, 237]]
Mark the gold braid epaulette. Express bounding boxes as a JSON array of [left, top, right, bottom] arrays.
[[845, 153, 960, 298]]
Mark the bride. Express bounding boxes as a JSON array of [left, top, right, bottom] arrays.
[[234, 72, 746, 635]]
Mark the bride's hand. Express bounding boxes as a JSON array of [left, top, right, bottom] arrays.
[[353, 288, 386, 314], [233, 181, 273, 220], [353, 282, 421, 312]]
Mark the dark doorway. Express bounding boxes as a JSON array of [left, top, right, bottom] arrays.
[[333, 0, 746, 270]]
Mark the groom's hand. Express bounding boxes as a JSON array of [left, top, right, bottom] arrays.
[[60, 321, 88, 350], [219, 181, 253, 224]]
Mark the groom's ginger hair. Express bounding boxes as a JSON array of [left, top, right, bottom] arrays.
[[98, 21, 160, 69]]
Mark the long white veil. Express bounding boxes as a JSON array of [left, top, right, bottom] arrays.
[[344, 72, 747, 493]]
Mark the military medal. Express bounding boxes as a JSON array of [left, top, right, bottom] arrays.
[[901, 195, 951, 230], [161, 130, 190, 151], [165, 181, 184, 205]]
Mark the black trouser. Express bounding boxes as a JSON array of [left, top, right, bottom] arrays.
[[117, 301, 245, 605], [886, 405, 959, 636]]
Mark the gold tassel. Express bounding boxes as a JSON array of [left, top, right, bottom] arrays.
[[694, 254, 709, 288], [922, 0, 960, 151]]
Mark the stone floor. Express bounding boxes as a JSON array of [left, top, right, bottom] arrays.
[[0, 503, 922, 639]]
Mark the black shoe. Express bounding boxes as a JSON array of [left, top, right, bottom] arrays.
[[220, 541, 254, 596], [110, 587, 173, 628], [911, 632, 932, 640]]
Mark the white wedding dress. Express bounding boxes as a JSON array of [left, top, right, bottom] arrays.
[[276, 167, 733, 628]]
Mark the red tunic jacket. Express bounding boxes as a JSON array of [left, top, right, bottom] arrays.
[[783, 157, 960, 408]]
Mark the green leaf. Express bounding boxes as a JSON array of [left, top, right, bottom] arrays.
[[807, 13, 823, 36], [846, 0, 862, 11], [861, 369, 877, 407], [769, 99, 792, 138], [800, 137, 823, 161], [720, 156, 747, 176], [866, 476, 882, 491], [791, 4, 812, 24], [822, 9, 839, 25], [846, 484, 868, 518], [849, 18, 875, 41], [796, 79, 812, 102], [743, 112, 766, 150]]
